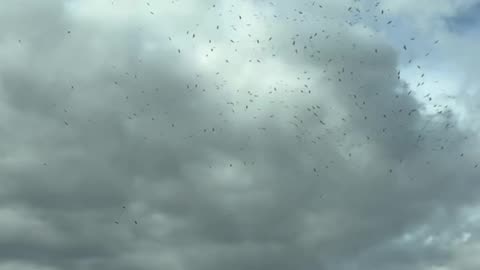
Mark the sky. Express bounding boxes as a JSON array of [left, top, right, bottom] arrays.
[[1, 0, 480, 269]]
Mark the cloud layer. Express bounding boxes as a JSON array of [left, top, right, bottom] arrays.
[[1, 0, 480, 269]]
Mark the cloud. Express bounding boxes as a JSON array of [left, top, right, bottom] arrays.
[[1, 0, 480, 269]]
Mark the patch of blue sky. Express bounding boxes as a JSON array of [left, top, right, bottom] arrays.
[[365, 15, 439, 67], [444, 2, 480, 34]]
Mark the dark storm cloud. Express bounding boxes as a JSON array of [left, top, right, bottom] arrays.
[[1, 0, 480, 270]]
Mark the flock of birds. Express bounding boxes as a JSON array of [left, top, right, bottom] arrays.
[[56, 0, 475, 225]]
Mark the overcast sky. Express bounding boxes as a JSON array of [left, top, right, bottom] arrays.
[[1, 0, 480, 269]]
